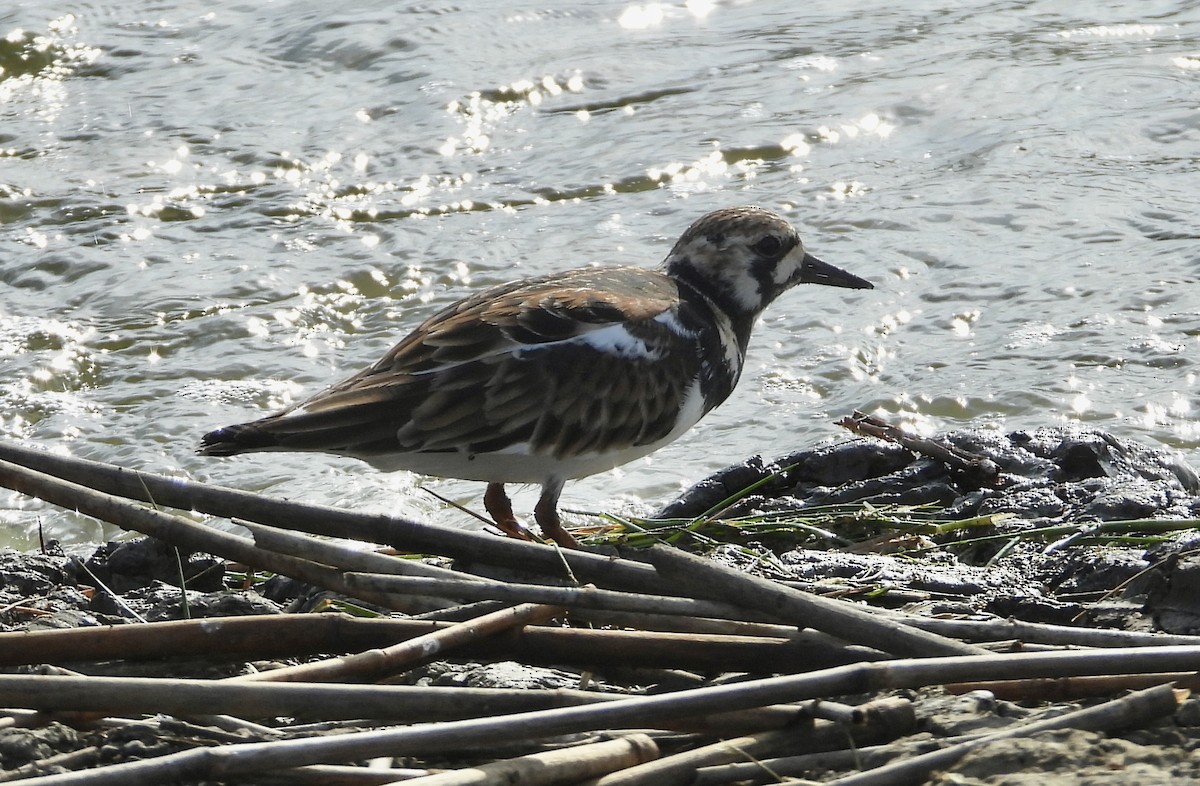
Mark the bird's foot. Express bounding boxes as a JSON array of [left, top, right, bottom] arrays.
[[534, 495, 580, 550], [483, 482, 537, 541]]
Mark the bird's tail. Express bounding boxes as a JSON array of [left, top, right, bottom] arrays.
[[197, 423, 281, 456]]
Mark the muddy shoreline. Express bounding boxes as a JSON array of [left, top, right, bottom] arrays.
[[1, 426, 1200, 783]]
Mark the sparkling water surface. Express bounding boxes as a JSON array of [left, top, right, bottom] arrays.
[[2, 1, 1198, 549]]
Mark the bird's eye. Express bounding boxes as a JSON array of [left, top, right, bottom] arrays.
[[752, 235, 783, 257]]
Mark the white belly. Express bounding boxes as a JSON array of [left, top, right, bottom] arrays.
[[347, 380, 710, 484]]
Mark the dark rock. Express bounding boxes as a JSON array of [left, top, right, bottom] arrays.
[[0, 723, 85, 770], [776, 440, 915, 487], [662, 427, 1200, 533], [777, 548, 1039, 600], [1145, 556, 1200, 635], [802, 462, 958, 507], [653, 425, 1200, 631], [411, 660, 611, 692], [88, 581, 281, 622], [20, 606, 114, 632], [916, 690, 1026, 736], [1176, 698, 1200, 727], [984, 595, 1086, 625], [655, 455, 778, 519], [98, 724, 185, 764], [973, 486, 1065, 519], [0, 550, 73, 603], [82, 537, 224, 594], [1042, 549, 1153, 597], [259, 574, 310, 604], [1081, 480, 1183, 521]]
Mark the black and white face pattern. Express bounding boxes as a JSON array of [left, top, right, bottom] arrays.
[[663, 206, 808, 321]]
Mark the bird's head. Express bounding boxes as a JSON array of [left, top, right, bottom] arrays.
[[663, 206, 872, 319]]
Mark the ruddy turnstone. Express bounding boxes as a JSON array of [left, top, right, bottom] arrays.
[[199, 206, 873, 548]]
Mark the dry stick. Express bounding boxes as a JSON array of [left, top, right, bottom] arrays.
[[184, 713, 282, 740], [0, 709, 42, 730], [693, 730, 1004, 786], [697, 683, 1184, 786], [691, 698, 930, 785], [245, 763, 432, 786], [572, 608, 802, 638], [945, 672, 1200, 701], [580, 697, 916, 786], [579, 730, 824, 786], [836, 410, 1000, 478], [12, 646, 1200, 786], [0, 616, 877, 675], [414, 599, 510, 621], [823, 682, 1181, 786], [648, 544, 989, 658], [238, 519, 476, 582], [232, 602, 562, 683], [0, 443, 663, 593], [398, 734, 659, 786], [879, 613, 1200, 648], [0, 674, 617, 721], [0, 460, 405, 610], [342, 572, 782, 624], [15, 623, 836, 738]]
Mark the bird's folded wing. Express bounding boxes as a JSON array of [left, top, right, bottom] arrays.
[[239, 269, 703, 459]]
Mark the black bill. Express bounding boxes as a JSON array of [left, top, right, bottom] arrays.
[[799, 252, 874, 290]]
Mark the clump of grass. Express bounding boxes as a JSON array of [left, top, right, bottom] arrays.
[[568, 467, 1200, 558], [568, 462, 1002, 551], [574, 502, 1009, 552]]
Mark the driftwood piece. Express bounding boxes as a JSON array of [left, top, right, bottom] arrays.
[[0, 674, 616, 721], [691, 732, 995, 785], [836, 410, 1000, 479], [399, 734, 659, 785], [0, 615, 879, 674], [945, 672, 1200, 700], [0, 443, 664, 593], [580, 697, 916, 786], [648, 544, 989, 657], [873, 611, 1200, 648], [239, 763, 431, 785], [0, 459, 407, 610], [232, 603, 562, 683]]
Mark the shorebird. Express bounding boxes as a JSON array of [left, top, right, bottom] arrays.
[[199, 206, 873, 548]]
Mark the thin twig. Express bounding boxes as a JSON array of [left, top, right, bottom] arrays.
[[398, 734, 659, 785], [648, 544, 989, 657], [237, 519, 475, 582], [836, 411, 1000, 479], [341, 573, 782, 624], [823, 683, 1180, 786]]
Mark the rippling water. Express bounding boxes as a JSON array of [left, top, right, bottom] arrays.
[[2, 1, 1198, 549]]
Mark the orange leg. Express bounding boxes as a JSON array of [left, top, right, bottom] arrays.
[[483, 483, 533, 541], [534, 479, 579, 550]]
